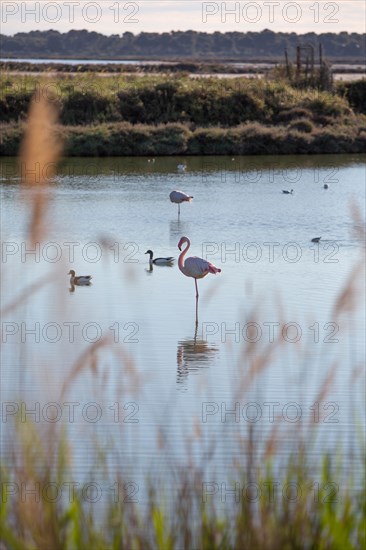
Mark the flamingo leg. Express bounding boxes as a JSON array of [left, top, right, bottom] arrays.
[[195, 279, 199, 326], [178, 203, 180, 217]]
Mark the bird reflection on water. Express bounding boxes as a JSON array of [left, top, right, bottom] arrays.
[[176, 325, 219, 390], [169, 219, 190, 246], [69, 282, 93, 293], [144, 262, 175, 275], [145, 263, 154, 274]]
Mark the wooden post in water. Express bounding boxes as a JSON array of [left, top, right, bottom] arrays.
[[284, 48, 290, 79], [310, 44, 315, 82], [296, 45, 301, 81]]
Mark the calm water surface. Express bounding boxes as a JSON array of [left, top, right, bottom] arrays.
[[1, 155, 365, 501]]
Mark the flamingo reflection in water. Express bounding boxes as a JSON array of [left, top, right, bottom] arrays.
[[176, 325, 218, 389]]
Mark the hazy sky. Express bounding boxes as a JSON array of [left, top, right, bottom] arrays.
[[1, 1, 365, 35]]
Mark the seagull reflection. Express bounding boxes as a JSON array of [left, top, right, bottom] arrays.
[[176, 325, 218, 389], [169, 219, 190, 246]]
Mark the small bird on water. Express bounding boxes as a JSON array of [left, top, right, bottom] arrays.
[[68, 270, 92, 285], [311, 237, 321, 243], [145, 250, 175, 265], [282, 189, 294, 194]]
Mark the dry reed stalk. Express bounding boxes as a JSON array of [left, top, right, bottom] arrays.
[[59, 336, 139, 402], [350, 202, 366, 243], [19, 94, 62, 245], [0, 274, 53, 316], [332, 206, 365, 319], [312, 362, 337, 413], [60, 337, 111, 399], [113, 345, 140, 391], [332, 257, 364, 320], [237, 327, 283, 396], [1, 97, 62, 316], [264, 423, 281, 459]]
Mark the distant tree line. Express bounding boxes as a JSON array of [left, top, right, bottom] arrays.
[[1, 29, 365, 61]]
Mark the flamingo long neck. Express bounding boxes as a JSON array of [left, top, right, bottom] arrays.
[[178, 238, 190, 273]]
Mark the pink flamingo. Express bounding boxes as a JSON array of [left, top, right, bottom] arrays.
[[178, 236, 221, 324]]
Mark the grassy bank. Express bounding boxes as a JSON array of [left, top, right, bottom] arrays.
[[1, 74, 365, 156], [2, 120, 366, 157]]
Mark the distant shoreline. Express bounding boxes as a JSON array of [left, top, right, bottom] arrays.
[[2, 56, 366, 64], [2, 60, 366, 72], [1, 61, 365, 82], [1, 28, 364, 64]]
